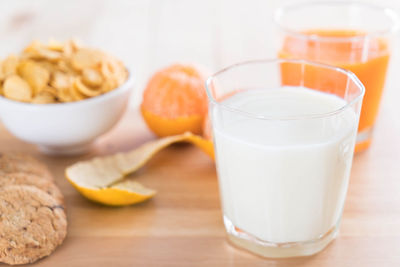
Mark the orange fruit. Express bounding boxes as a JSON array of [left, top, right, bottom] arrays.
[[141, 64, 208, 137]]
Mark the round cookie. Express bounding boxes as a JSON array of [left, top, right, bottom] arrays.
[[0, 173, 64, 204], [0, 153, 53, 181], [0, 185, 67, 265]]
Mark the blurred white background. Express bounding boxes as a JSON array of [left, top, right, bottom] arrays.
[[0, 0, 399, 109]]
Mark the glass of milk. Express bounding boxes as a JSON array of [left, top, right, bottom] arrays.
[[205, 59, 364, 258]]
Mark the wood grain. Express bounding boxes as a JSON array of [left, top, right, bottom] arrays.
[[0, 104, 399, 266]]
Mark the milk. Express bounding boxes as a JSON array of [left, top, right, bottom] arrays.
[[213, 86, 357, 244]]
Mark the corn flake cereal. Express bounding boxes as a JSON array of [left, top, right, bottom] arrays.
[[0, 40, 128, 104], [3, 75, 32, 102]]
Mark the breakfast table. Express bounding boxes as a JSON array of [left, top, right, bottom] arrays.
[[0, 97, 399, 266], [1, 0, 400, 266]]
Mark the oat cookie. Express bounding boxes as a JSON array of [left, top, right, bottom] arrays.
[[0, 185, 67, 265], [0, 173, 64, 204], [0, 153, 53, 181]]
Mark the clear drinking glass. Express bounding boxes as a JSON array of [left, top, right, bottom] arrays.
[[206, 59, 364, 258], [275, 1, 398, 152]]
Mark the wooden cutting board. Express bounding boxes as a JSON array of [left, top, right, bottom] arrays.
[[0, 108, 399, 267]]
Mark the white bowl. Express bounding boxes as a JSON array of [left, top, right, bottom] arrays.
[[0, 73, 134, 155]]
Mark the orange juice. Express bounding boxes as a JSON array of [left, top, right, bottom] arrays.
[[279, 30, 390, 152]]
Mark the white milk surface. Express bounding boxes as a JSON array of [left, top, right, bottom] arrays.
[[213, 86, 357, 243]]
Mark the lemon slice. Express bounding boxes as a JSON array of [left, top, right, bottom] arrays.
[[66, 132, 214, 206]]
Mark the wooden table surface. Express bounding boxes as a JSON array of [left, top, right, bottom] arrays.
[[0, 100, 399, 267]]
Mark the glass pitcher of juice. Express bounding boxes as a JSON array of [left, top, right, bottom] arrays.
[[275, 1, 398, 152]]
